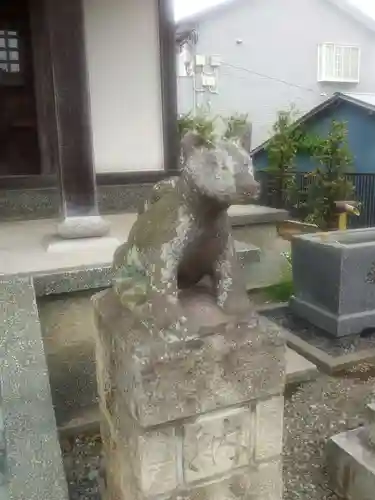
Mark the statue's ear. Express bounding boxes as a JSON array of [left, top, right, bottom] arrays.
[[181, 131, 202, 161]]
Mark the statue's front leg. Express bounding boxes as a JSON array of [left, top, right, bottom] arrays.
[[213, 234, 251, 316], [145, 248, 188, 338]]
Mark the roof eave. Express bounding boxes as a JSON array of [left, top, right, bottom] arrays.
[[251, 94, 341, 156], [251, 91, 375, 157]]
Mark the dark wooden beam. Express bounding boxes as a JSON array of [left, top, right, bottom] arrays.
[[0, 174, 57, 190], [43, 0, 98, 217], [0, 0, 180, 195], [29, 0, 59, 176], [158, 0, 179, 172]]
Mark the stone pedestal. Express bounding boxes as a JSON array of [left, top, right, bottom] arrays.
[[327, 403, 375, 500], [93, 287, 286, 500]]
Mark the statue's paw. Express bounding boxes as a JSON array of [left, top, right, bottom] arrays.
[[150, 296, 186, 331]]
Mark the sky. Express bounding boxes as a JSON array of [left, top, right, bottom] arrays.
[[174, 0, 375, 21]]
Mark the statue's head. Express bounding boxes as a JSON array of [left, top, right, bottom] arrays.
[[181, 131, 260, 206]]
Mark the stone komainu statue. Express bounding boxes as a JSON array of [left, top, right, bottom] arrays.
[[112, 131, 260, 338]]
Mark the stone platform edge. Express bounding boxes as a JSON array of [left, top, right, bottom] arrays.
[[0, 276, 69, 500], [11, 241, 259, 299]]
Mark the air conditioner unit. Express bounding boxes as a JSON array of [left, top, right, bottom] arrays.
[[202, 74, 216, 87]]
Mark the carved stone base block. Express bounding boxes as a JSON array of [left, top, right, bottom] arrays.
[[93, 288, 286, 500]]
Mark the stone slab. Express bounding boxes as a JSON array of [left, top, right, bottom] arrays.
[[1, 243, 259, 302], [37, 238, 259, 295], [0, 276, 69, 500], [285, 347, 318, 384], [56, 215, 110, 239], [93, 288, 286, 428], [32, 265, 112, 297], [228, 204, 288, 227], [255, 396, 284, 461], [327, 428, 375, 500], [0, 208, 266, 277], [277, 220, 319, 241], [46, 236, 119, 254]]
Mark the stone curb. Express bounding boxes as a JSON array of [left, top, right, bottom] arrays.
[[257, 303, 375, 374], [0, 276, 69, 500]]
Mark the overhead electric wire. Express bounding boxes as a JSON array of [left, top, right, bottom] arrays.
[[219, 61, 328, 96]]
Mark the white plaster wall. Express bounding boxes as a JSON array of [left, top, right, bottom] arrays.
[[177, 0, 375, 148], [83, 0, 164, 173]]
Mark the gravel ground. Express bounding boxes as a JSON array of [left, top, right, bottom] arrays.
[[61, 361, 375, 500], [283, 362, 375, 500], [61, 433, 102, 500]]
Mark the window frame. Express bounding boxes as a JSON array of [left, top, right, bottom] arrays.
[[317, 43, 361, 84], [0, 28, 24, 86]]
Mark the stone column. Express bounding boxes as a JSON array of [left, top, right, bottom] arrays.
[[93, 289, 286, 500], [44, 0, 109, 240]]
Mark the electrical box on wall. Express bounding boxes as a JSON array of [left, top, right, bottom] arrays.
[[210, 55, 221, 67], [195, 54, 206, 67], [201, 74, 216, 87]]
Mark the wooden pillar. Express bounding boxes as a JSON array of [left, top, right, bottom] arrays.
[[158, 0, 179, 173], [44, 0, 109, 238]]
